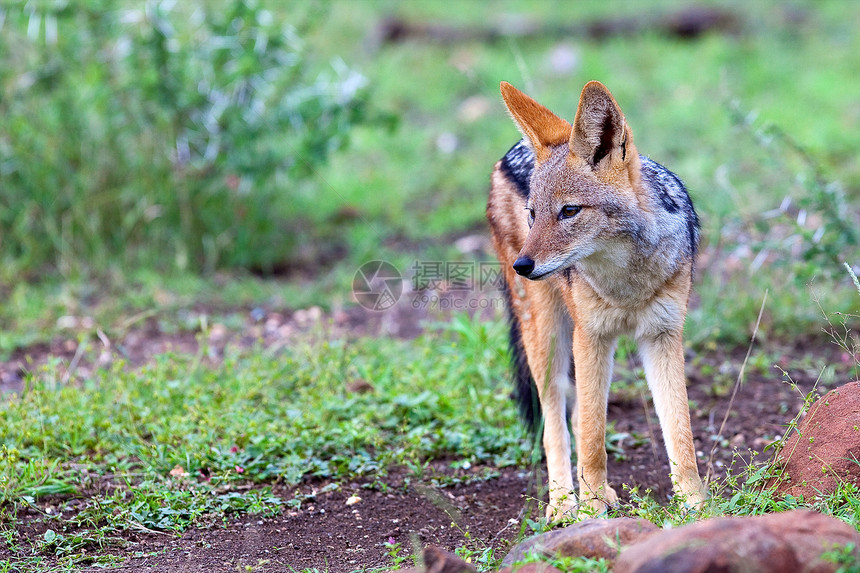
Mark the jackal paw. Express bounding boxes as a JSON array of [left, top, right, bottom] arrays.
[[546, 483, 618, 522], [677, 484, 708, 509], [578, 483, 618, 517], [545, 493, 578, 522], [672, 473, 708, 509]]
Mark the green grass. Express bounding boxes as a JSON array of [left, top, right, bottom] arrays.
[[1, 316, 524, 486], [0, 316, 532, 568]]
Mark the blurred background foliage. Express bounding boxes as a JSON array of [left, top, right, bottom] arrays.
[[0, 0, 375, 276], [0, 0, 858, 345]]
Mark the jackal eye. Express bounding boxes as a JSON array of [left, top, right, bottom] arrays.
[[559, 205, 582, 220], [525, 207, 535, 227]]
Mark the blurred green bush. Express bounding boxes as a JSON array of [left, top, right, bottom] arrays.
[[0, 1, 369, 277]]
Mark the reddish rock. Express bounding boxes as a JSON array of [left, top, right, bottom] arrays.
[[772, 381, 860, 501], [614, 510, 860, 573], [422, 546, 476, 573], [501, 518, 658, 566], [497, 563, 563, 573]]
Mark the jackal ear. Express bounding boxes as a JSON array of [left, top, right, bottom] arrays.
[[500, 82, 571, 162], [570, 81, 631, 168]]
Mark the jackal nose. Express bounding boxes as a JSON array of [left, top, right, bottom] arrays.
[[512, 256, 535, 277]]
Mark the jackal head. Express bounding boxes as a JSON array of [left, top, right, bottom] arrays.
[[500, 81, 643, 280]]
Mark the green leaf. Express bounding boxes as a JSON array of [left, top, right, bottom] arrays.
[[43, 529, 57, 544]]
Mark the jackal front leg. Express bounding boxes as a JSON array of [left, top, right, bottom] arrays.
[[638, 332, 707, 506], [572, 329, 618, 515]]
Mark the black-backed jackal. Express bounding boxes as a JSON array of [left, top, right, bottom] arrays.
[[487, 81, 707, 519]]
